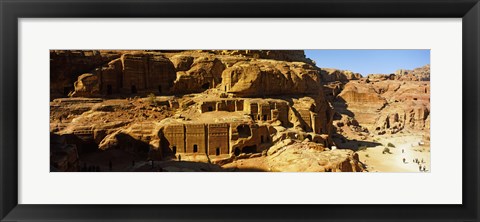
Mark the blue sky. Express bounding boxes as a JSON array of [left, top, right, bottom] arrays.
[[305, 50, 430, 76]]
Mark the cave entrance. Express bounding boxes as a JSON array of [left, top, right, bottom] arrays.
[[208, 106, 213, 112], [216, 148, 220, 156], [158, 85, 162, 93], [63, 86, 71, 96], [201, 82, 210, 90], [172, 146, 177, 155], [107, 85, 112, 95], [237, 125, 251, 138], [242, 145, 257, 154], [193, 144, 198, 153], [234, 148, 240, 156], [306, 135, 312, 141], [131, 85, 137, 94]]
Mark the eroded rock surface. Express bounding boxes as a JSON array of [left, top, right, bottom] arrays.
[[50, 50, 429, 172], [267, 141, 364, 172]]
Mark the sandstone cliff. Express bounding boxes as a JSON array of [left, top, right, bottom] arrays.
[[332, 67, 430, 135]]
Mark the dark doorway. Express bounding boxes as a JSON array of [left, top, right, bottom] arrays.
[[224, 85, 227, 91], [243, 145, 257, 153], [263, 115, 267, 121], [208, 106, 213, 111], [216, 148, 220, 156], [234, 148, 240, 156], [63, 87, 71, 96], [237, 125, 251, 138], [172, 146, 177, 154], [306, 135, 312, 141], [193, 144, 198, 153], [158, 85, 162, 93], [201, 82, 210, 90], [260, 135, 264, 143], [131, 85, 137, 94], [107, 85, 112, 95]]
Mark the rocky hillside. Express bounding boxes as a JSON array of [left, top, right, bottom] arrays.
[[49, 50, 429, 172], [50, 50, 356, 172], [394, 64, 430, 81]]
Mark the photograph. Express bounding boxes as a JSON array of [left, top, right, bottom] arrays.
[[50, 49, 430, 172]]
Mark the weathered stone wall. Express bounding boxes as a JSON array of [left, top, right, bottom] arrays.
[[185, 124, 207, 154], [98, 58, 123, 95], [221, 61, 322, 97], [200, 99, 245, 113], [121, 53, 176, 94], [207, 124, 230, 156], [164, 124, 186, 154], [50, 50, 121, 99]]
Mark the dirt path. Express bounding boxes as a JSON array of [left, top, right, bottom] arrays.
[[358, 134, 430, 172]]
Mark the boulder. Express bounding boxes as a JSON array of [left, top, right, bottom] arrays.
[[172, 56, 226, 94], [221, 60, 322, 97], [170, 55, 194, 71], [267, 142, 364, 172], [71, 73, 100, 97]]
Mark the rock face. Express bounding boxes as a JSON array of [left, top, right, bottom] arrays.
[[332, 66, 430, 135], [155, 95, 334, 161], [52, 50, 321, 98], [50, 97, 174, 163], [121, 53, 177, 94], [171, 56, 226, 94], [50, 50, 121, 99], [394, 64, 430, 81], [267, 141, 364, 172], [321, 68, 362, 83], [334, 81, 388, 130], [208, 50, 316, 65], [52, 51, 177, 98], [71, 73, 100, 97], [222, 60, 322, 97]]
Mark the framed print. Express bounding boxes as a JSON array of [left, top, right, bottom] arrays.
[[1, 0, 479, 221]]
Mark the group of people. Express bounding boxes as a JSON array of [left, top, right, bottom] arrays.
[[401, 157, 428, 172], [414, 158, 428, 172]]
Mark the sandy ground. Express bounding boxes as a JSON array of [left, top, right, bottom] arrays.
[[357, 133, 430, 172]]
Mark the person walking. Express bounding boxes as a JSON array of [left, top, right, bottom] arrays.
[[419, 165, 422, 172], [403, 158, 406, 163]]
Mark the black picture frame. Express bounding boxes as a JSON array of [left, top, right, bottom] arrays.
[[1, 0, 479, 221]]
